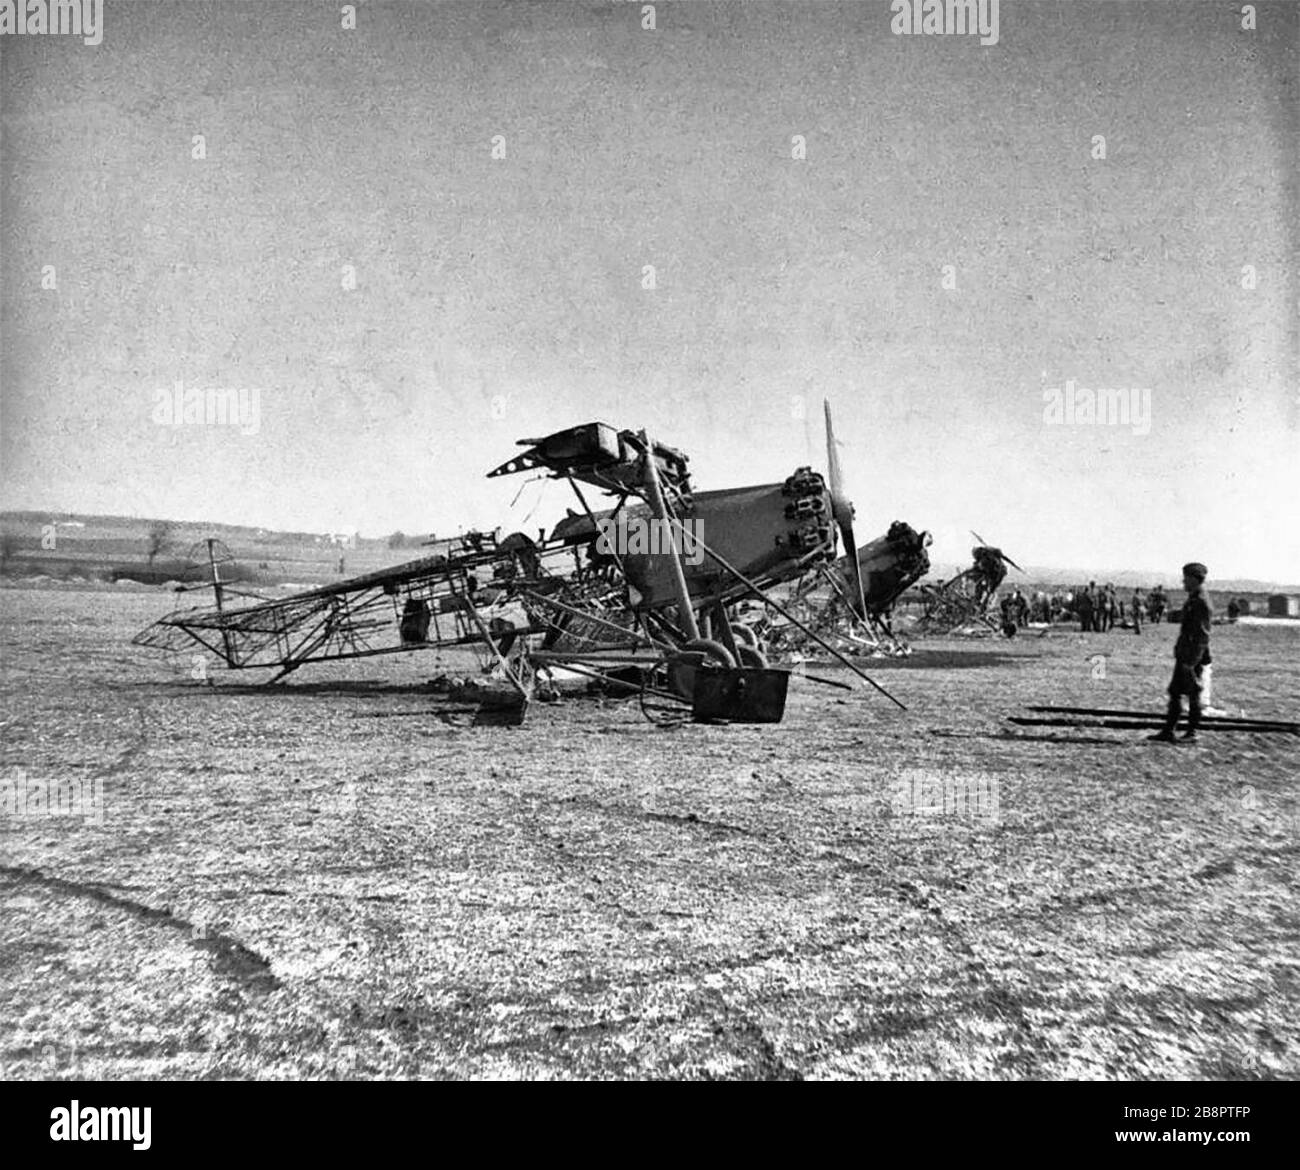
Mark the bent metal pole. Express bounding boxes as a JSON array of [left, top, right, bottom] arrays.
[[639, 432, 701, 643]]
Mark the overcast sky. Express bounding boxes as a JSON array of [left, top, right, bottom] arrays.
[[1, 0, 1296, 581]]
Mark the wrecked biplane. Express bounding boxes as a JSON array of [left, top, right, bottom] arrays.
[[915, 534, 1024, 634], [775, 519, 933, 657], [134, 404, 909, 723]]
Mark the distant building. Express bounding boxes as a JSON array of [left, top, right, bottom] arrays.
[[1267, 594, 1299, 617]]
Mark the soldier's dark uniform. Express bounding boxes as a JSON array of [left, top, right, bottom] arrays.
[[1150, 563, 1212, 742], [1076, 587, 1094, 632], [1148, 586, 1166, 624]]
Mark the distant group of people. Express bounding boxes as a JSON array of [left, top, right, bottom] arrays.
[[1069, 580, 1171, 634], [991, 581, 1178, 635], [1074, 581, 1119, 631]]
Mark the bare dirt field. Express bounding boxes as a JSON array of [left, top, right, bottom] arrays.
[[2, 585, 1297, 1080]]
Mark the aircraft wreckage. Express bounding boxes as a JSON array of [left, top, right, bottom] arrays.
[[134, 403, 933, 724]]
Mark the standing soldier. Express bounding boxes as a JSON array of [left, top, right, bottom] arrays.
[[1148, 563, 1212, 743], [1131, 588, 1143, 634], [1012, 587, 1029, 628], [999, 591, 1017, 637], [1149, 585, 1166, 624], [1076, 584, 1094, 632], [1081, 582, 1092, 630]]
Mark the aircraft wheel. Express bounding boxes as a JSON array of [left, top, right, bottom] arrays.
[[668, 638, 734, 700], [681, 638, 735, 667]]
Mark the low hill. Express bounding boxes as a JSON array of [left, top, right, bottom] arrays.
[[2, 510, 1297, 596]]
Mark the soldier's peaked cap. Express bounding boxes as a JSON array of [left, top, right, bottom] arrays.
[[1182, 562, 1208, 581]]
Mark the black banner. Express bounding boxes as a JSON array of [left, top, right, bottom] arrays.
[[4, 1079, 1290, 1158]]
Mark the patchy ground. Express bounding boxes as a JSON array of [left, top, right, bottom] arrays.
[[1, 587, 1297, 1080]]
